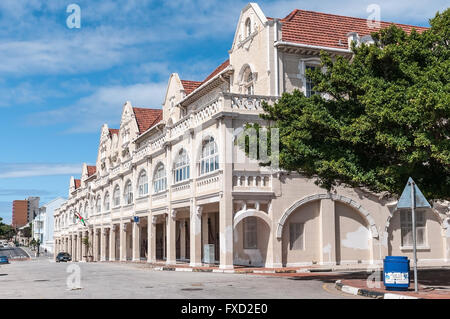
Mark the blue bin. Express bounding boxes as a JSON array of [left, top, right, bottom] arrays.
[[383, 256, 410, 291]]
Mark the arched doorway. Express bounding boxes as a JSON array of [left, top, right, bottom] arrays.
[[233, 210, 271, 267]]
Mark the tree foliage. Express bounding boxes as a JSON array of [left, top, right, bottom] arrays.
[[260, 9, 450, 200]]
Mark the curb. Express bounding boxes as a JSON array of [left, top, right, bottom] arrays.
[[152, 266, 312, 274], [335, 280, 420, 299]]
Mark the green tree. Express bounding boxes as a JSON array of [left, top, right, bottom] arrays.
[[258, 9, 449, 200]]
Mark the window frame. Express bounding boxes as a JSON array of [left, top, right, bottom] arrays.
[[103, 192, 110, 212], [400, 210, 426, 247], [123, 180, 133, 205], [153, 163, 167, 194], [138, 170, 149, 197], [243, 217, 258, 250], [174, 149, 190, 183], [113, 185, 121, 208], [200, 137, 219, 176]]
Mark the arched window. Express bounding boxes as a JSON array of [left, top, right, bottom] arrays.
[[124, 180, 133, 205], [242, 66, 254, 95], [96, 195, 102, 213], [201, 137, 219, 175], [113, 185, 121, 207], [84, 202, 89, 218], [153, 163, 167, 193], [245, 17, 252, 37], [138, 170, 148, 197], [104, 192, 110, 211], [174, 149, 190, 183]]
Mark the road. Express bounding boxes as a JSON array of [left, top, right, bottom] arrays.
[[0, 258, 366, 299], [0, 246, 29, 259]]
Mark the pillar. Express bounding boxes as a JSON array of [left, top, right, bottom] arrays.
[[132, 220, 140, 261], [93, 228, 99, 262], [319, 198, 336, 265], [120, 222, 127, 261], [109, 225, 116, 261], [180, 219, 186, 260], [190, 205, 202, 267], [148, 216, 156, 263], [166, 210, 176, 264], [101, 228, 107, 261], [81, 231, 87, 261]]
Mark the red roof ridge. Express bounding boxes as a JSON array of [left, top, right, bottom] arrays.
[[281, 9, 428, 30], [132, 107, 163, 134], [87, 166, 96, 177], [203, 59, 230, 83]]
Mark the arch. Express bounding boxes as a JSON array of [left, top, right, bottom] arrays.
[[173, 148, 190, 183], [233, 209, 272, 228], [382, 201, 446, 245], [276, 193, 379, 239], [137, 169, 148, 196]]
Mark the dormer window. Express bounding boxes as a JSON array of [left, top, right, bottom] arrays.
[[245, 18, 252, 38]]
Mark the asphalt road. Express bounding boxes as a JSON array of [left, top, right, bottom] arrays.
[[0, 258, 366, 299], [0, 247, 29, 259]]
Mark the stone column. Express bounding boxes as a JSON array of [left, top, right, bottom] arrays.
[[68, 235, 73, 257], [77, 232, 82, 262], [166, 210, 177, 264], [81, 231, 87, 261], [120, 222, 127, 261], [100, 228, 107, 261], [180, 220, 186, 260], [132, 220, 140, 261], [219, 117, 234, 270], [148, 215, 156, 263], [190, 205, 202, 267], [93, 228, 99, 262], [319, 198, 336, 265], [109, 225, 116, 261]]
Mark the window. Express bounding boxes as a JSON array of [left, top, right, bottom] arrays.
[[84, 203, 89, 218], [201, 137, 219, 175], [305, 65, 317, 98], [245, 18, 252, 37], [243, 217, 257, 249], [96, 196, 102, 214], [401, 210, 426, 247], [153, 163, 167, 193], [113, 186, 121, 207], [104, 192, 110, 211], [124, 180, 133, 205], [241, 66, 254, 95], [138, 170, 148, 197], [289, 223, 304, 250], [174, 149, 190, 183]]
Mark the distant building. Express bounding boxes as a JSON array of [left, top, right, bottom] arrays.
[[32, 197, 66, 253], [27, 197, 40, 223], [12, 200, 28, 228]]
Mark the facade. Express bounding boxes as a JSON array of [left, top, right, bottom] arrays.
[[27, 197, 40, 223], [54, 3, 449, 269], [12, 200, 28, 228], [32, 197, 66, 253]]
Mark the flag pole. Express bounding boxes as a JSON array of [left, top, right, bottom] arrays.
[[410, 180, 418, 293]]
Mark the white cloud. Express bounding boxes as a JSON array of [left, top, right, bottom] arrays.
[[0, 163, 82, 178], [29, 81, 166, 133]]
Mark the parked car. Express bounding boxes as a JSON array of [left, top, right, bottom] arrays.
[[0, 256, 9, 264], [56, 252, 71, 262]]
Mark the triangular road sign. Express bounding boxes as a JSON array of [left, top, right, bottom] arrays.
[[397, 177, 431, 209]]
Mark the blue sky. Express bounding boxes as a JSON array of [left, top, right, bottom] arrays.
[[0, 0, 447, 224]]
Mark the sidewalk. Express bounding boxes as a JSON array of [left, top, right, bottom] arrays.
[[335, 269, 450, 299]]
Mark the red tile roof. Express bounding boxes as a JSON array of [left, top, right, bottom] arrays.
[[180, 60, 230, 97], [133, 108, 163, 134], [109, 128, 119, 137], [279, 9, 428, 49], [203, 59, 230, 82], [181, 80, 203, 95], [87, 166, 96, 177], [74, 179, 81, 189]]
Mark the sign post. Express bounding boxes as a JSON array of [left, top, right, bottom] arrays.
[[397, 177, 431, 293]]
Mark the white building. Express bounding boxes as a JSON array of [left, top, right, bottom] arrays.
[[33, 197, 66, 253], [54, 3, 449, 269]]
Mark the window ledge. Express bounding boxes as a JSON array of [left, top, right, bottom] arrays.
[[400, 246, 430, 251], [136, 194, 149, 200]]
